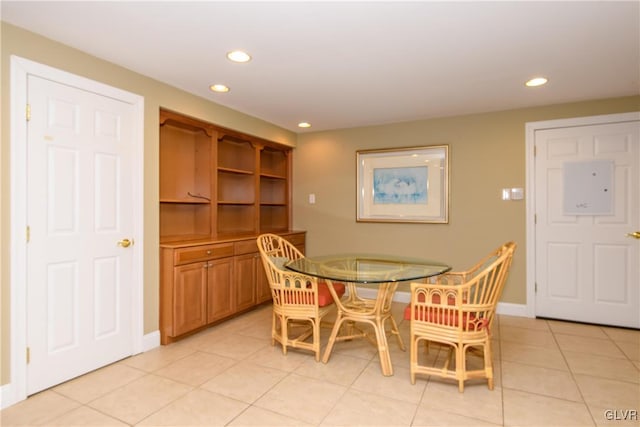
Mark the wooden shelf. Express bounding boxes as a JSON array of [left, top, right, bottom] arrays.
[[161, 199, 210, 204], [218, 167, 254, 175]]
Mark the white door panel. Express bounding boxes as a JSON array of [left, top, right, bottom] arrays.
[[27, 75, 134, 393], [534, 120, 639, 328]]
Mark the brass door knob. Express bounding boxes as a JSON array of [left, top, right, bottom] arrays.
[[626, 231, 640, 239], [117, 238, 133, 248]]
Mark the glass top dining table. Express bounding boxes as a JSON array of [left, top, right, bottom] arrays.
[[285, 253, 451, 284], [286, 254, 451, 376]]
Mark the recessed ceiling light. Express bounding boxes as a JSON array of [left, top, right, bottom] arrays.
[[210, 84, 230, 93], [525, 77, 548, 87], [227, 50, 251, 63], [298, 122, 311, 128]]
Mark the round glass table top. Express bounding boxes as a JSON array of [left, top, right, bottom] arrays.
[[285, 253, 451, 284]]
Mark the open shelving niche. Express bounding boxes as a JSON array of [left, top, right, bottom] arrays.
[[159, 109, 293, 242]]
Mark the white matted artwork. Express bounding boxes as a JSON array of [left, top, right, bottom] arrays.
[[563, 159, 614, 215], [357, 145, 449, 223]]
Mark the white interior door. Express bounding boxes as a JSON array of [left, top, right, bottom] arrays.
[[534, 118, 640, 328], [26, 74, 136, 394]]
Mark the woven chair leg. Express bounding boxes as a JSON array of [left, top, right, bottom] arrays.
[[484, 343, 494, 390], [281, 316, 289, 355], [456, 346, 465, 393], [312, 320, 321, 362]]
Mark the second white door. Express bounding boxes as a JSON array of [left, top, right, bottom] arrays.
[[534, 117, 640, 328]]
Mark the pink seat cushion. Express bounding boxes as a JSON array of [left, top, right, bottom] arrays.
[[317, 281, 346, 307], [404, 293, 488, 331]]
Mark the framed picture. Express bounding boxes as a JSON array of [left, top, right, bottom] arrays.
[[356, 145, 449, 223]]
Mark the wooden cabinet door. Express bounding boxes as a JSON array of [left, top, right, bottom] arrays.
[[256, 259, 271, 304], [207, 257, 235, 323], [173, 262, 207, 336], [234, 253, 257, 311]]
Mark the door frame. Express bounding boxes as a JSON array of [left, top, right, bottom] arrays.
[[6, 56, 145, 407], [525, 111, 640, 318]]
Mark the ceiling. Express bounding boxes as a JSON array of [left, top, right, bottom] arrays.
[[2, 1, 639, 132]]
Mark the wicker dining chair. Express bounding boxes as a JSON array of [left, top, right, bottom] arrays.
[[257, 234, 345, 361], [405, 241, 516, 391]]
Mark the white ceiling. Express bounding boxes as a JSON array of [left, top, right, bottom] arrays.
[[2, 1, 639, 132]]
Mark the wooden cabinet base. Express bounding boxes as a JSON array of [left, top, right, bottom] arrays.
[[160, 231, 305, 345]]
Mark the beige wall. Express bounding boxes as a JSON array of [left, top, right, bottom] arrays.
[[0, 22, 296, 386], [2, 21, 639, 390], [293, 97, 640, 306]]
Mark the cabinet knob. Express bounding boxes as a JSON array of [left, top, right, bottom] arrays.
[[206, 250, 212, 255]]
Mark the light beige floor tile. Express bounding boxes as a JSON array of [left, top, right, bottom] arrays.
[[201, 360, 288, 403], [253, 373, 347, 425], [547, 320, 609, 339], [389, 338, 411, 370], [88, 374, 192, 425], [227, 405, 314, 426], [412, 406, 502, 426], [563, 350, 640, 383], [47, 405, 128, 426], [321, 388, 416, 426], [574, 373, 640, 410], [501, 360, 582, 402], [244, 343, 311, 372], [136, 388, 248, 426], [502, 388, 594, 426], [500, 315, 550, 331], [53, 363, 146, 403], [466, 355, 502, 389], [294, 352, 369, 386], [119, 342, 197, 372], [555, 334, 627, 359], [616, 340, 640, 362], [235, 316, 274, 339], [197, 333, 270, 360], [154, 350, 237, 386], [328, 332, 379, 361], [0, 390, 80, 426], [351, 362, 426, 404], [501, 340, 568, 371], [420, 381, 503, 425], [176, 326, 232, 349], [500, 326, 557, 348], [602, 327, 640, 344]]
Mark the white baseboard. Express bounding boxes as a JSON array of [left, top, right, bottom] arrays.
[[358, 288, 529, 318], [1, 382, 19, 410], [496, 302, 530, 317], [142, 330, 161, 353]]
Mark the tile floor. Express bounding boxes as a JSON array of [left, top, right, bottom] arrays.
[[2, 303, 639, 426]]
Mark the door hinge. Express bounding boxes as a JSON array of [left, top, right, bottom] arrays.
[[26, 226, 30, 243], [535, 282, 538, 293], [26, 104, 31, 122], [534, 214, 537, 224], [26, 347, 30, 364], [533, 145, 536, 156]]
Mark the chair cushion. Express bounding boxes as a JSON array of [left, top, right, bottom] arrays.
[[405, 300, 488, 331], [317, 281, 346, 307]]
